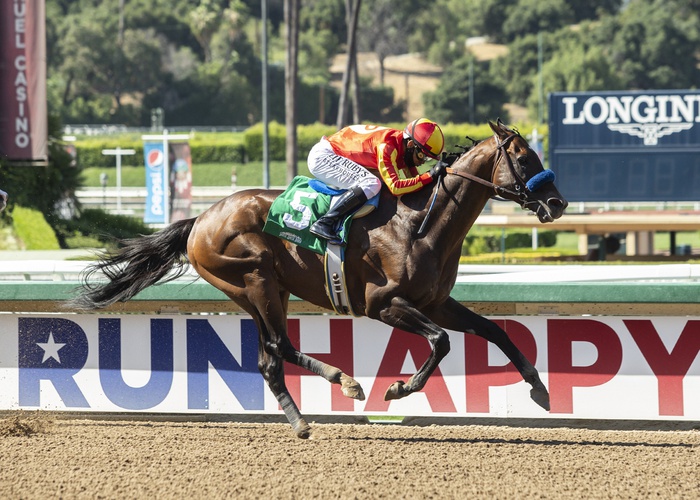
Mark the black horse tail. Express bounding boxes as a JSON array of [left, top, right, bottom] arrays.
[[68, 217, 197, 310]]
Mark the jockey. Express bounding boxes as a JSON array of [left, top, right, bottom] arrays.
[[308, 118, 446, 241]]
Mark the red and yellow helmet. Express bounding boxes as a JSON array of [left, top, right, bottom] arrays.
[[404, 118, 444, 160]]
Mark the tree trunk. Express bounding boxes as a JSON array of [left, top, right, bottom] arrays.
[[336, 0, 361, 129], [284, 0, 300, 183], [351, 44, 360, 123]]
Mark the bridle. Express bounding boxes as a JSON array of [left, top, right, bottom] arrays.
[[418, 132, 554, 235], [445, 133, 531, 204]]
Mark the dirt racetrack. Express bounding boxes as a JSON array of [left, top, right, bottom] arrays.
[[1, 413, 698, 499]]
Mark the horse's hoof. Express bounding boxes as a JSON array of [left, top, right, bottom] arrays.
[[340, 374, 365, 401], [295, 425, 312, 439], [384, 380, 407, 401], [530, 386, 550, 411]]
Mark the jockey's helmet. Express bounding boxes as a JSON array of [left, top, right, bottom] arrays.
[[404, 118, 444, 160]]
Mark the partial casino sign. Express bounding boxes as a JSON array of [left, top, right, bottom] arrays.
[[548, 90, 700, 202]]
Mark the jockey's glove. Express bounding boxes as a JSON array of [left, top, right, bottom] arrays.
[[429, 160, 448, 180]]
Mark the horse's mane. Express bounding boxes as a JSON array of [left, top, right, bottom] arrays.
[[445, 122, 521, 164], [443, 135, 482, 165]]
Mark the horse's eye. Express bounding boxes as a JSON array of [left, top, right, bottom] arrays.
[[517, 156, 528, 167]]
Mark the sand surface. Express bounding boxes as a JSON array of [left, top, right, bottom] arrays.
[[1, 413, 698, 499]]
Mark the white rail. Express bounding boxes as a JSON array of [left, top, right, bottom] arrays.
[[1, 261, 699, 283]]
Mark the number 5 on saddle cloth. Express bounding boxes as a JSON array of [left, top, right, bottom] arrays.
[[263, 175, 379, 315]]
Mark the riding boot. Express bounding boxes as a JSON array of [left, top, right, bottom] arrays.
[[310, 187, 368, 242]]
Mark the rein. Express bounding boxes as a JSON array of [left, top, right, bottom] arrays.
[[445, 133, 528, 202], [446, 133, 554, 203], [418, 132, 555, 235]]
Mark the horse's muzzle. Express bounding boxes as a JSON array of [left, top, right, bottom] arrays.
[[531, 197, 567, 223]]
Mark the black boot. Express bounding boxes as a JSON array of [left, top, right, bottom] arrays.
[[310, 187, 368, 242]]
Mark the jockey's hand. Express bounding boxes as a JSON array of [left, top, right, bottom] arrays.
[[429, 160, 448, 180]]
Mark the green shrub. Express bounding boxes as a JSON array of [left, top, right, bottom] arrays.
[[244, 121, 289, 162], [53, 208, 153, 249], [71, 122, 547, 168], [75, 132, 246, 168], [12, 206, 61, 250], [461, 229, 559, 256]]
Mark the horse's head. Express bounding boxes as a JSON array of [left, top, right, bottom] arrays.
[[487, 119, 568, 222]]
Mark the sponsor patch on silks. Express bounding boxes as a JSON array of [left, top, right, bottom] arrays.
[[263, 176, 354, 255]]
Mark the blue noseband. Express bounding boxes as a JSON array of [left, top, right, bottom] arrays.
[[526, 169, 556, 192]]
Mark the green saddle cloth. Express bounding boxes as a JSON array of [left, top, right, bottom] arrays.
[[263, 176, 353, 255]]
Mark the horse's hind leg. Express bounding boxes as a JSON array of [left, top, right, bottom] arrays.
[[240, 289, 364, 439], [252, 316, 311, 439], [257, 292, 365, 401]]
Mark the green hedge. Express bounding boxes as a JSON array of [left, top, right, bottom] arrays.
[[243, 122, 338, 162], [242, 121, 541, 161], [53, 208, 154, 250], [12, 206, 61, 250], [74, 132, 246, 168], [462, 229, 558, 256], [74, 121, 546, 167]]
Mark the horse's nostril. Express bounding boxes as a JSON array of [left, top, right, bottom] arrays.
[[548, 198, 567, 210]]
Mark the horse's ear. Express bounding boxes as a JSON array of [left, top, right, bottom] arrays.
[[489, 118, 507, 137]]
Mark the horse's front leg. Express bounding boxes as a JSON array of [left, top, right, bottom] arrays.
[[427, 297, 550, 411], [378, 297, 451, 400]]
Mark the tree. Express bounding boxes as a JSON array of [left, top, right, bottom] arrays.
[[0, 114, 80, 220], [534, 41, 622, 119], [423, 56, 509, 124], [298, 0, 345, 84], [501, 0, 574, 43], [336, 0, 361, 128], [187, 0, 223, 63], [605, 0, 700, 89], [357, 0, 422, 86], [489, 34, 541, 106], [566, 0, 623, 21], [50, 2, 167, 124]]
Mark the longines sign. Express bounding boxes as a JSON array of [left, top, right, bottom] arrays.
[[549, 90, 700, 202]]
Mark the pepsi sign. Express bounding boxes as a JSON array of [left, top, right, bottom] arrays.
[[143, 142, 166, 223], [549, 90, 700, 202]]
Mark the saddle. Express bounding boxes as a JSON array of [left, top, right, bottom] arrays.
[[263, 175, 378, 315]]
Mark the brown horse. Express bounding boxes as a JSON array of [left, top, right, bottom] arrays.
[[71, 120, 568, 438]]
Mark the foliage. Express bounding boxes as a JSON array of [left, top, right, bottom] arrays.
[[501, 0, 575, 43], [461, 227, 558, 256], [603, 0, 700, 90], [73, 132, 246, 168], [44, 0, 700, 128], [81, 161, 311, 188], [244, 121, 337, 161], [0, 114, 81, 220], [423, 57, 510, 124], [11, 207, 61, 250], [52, 208, 154, 250]]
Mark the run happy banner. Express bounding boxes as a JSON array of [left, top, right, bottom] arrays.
[[1, 314, 698, 420]]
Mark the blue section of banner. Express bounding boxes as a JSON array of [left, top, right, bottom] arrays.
[[143, 142, 166, 223]]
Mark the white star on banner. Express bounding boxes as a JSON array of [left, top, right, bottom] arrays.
[[37, 332, 66, 363]]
